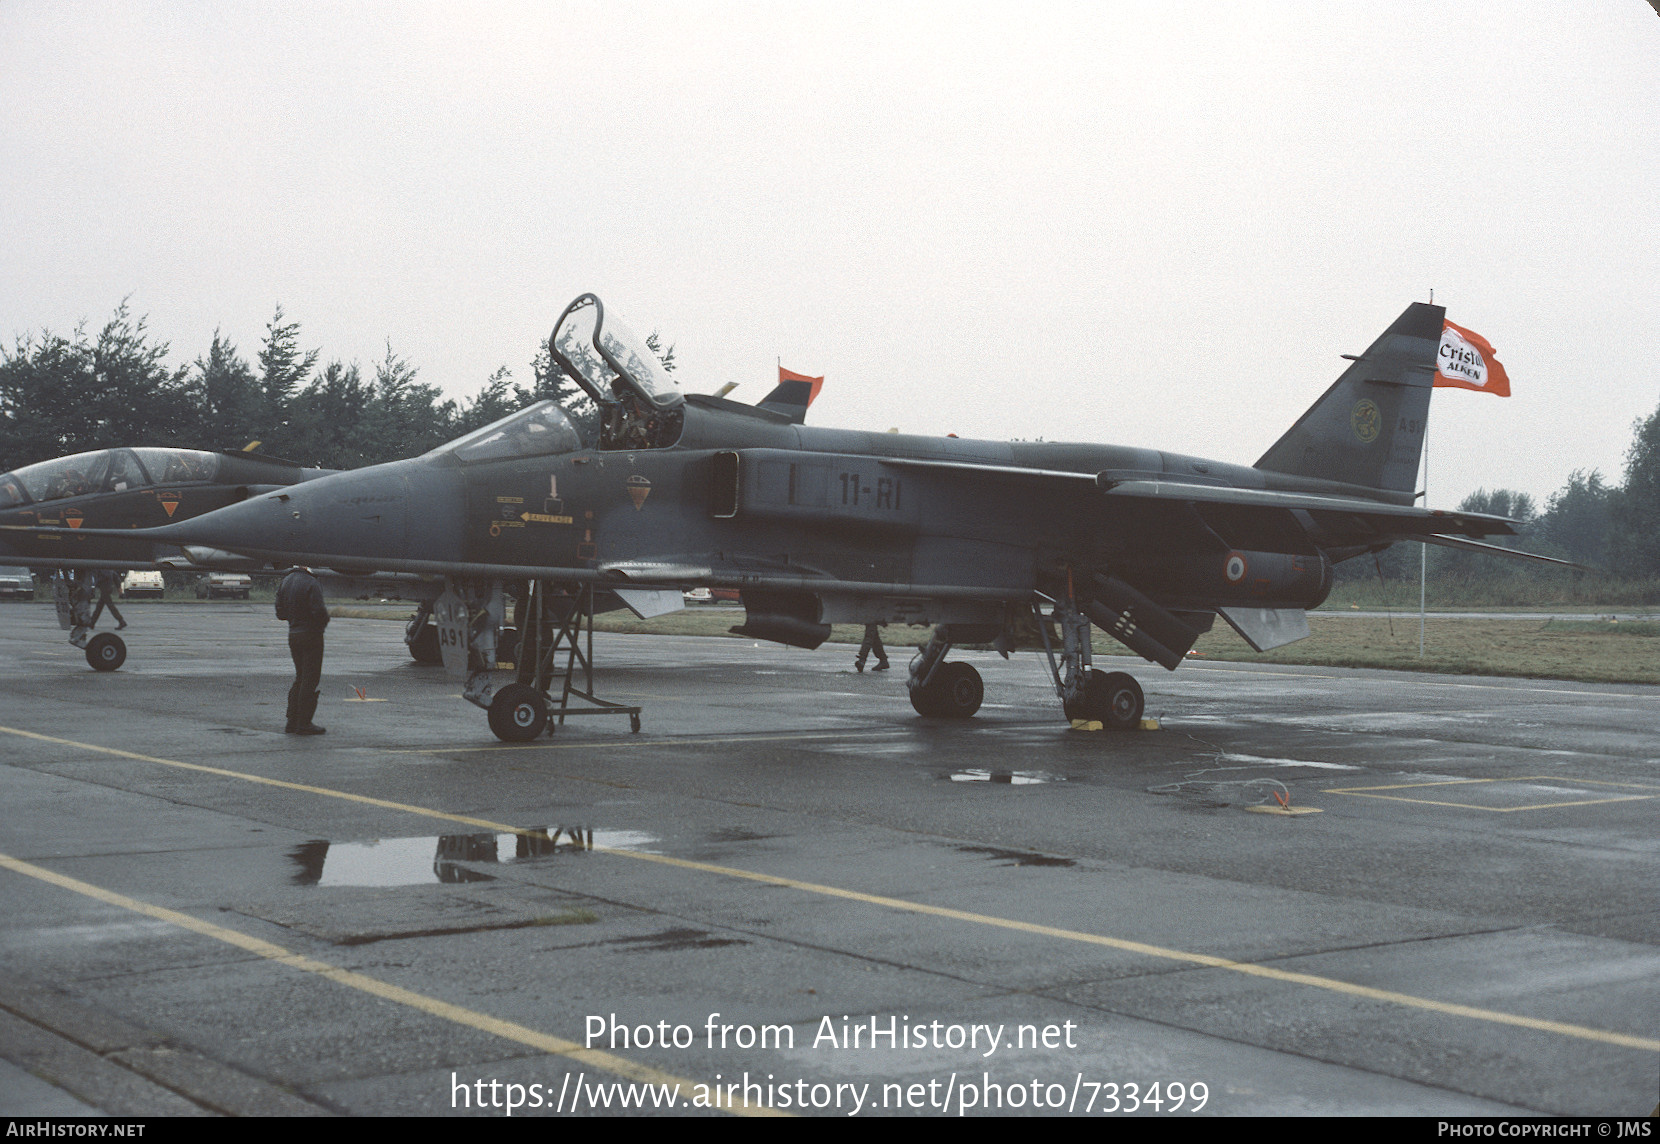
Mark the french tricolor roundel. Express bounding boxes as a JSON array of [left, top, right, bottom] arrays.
[[1224, 551, 1248, 583]]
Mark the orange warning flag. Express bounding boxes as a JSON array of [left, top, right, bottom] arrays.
[[778, 366, 824, 407], [1435, 320, 1511, 396]]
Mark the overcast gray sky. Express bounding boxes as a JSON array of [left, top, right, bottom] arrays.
[[3, 1, 1656, 508]]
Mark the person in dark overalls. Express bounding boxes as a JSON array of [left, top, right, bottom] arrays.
[[89, 570, 127, 629], [854, 622, 889, 672], [275, 566, 328, 735]]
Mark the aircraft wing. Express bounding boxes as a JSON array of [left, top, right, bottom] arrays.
[[877, 457, 1519, 542]]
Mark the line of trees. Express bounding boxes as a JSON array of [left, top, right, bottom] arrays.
[[0, 302, 592, 472]]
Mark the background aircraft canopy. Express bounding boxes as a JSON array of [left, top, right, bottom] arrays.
[[132, 448, 218, 484], [552, 293, 682, 412], [3, 447, 221, 505], [427, 401, 584, 463]]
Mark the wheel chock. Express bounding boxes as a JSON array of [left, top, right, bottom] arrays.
[[1070, 717, 1161, 732]]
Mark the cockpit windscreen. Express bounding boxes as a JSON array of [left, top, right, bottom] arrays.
[[431, 402, 584, 463]]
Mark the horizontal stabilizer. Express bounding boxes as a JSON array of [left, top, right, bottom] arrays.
[[1417, 534, 1589, 570], [1218, 607, 1310, 652]]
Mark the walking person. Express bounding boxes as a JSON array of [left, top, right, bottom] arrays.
[[854, 622, 889, 672], [276, 565, 328, 735], [88, 570, 127, 629]]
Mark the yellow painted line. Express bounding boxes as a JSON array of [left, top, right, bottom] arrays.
[[1, 725, 535, 834], [1325, 775, 1660, 813], [1187, 663, 1655, 699], [1434, 683, 1657, 698], [608, 849, 1660, 1053], [1329, 792, 1653, 813], [0, 850, 781, 1117], [1332, 776, 1660, 793], [3, 725, 1658, 1055], [1184, 666, 1339, 680]]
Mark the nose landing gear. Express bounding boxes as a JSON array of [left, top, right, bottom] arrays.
[[907, 630, 984, 719]]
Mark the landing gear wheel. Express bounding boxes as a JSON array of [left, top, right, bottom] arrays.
[[85, 633, 126, 672], [1096, 671, 1144, 730], [407, 622, 442, 665], [1066, 669, 1143, 728], [487, 683, 547, 742], [910, 661, 983, 719]]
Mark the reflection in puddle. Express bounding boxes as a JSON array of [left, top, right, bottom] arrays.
[[947, 769, 1061, 785], [290, 827, 659, 887]]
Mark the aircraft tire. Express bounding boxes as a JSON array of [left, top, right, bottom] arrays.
[[908, 683, 943, 718], [1089, 669, 1143, 729], [488, 684, 547, 742], [85, 633, 126, 672], [922, 661, 982, 719], [407, 622, 442, 665]]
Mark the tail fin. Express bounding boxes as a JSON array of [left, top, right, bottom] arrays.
[[1255, 302, 1444, 497], [757, 368, 824, 425]]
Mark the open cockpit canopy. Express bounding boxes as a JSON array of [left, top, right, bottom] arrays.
[[1, 448, 220, 506], [551, 293, 683, 413]]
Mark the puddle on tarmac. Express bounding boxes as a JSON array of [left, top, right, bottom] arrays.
[[956, 844, 1076, 868], [290, 827, 659, 887], [946, 769, 1063, 785]]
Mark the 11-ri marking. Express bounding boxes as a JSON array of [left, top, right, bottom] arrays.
[[839, 473, 900, 510]]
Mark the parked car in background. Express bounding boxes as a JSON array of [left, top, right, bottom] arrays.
[[0, 566, 35, 600], [122, 571, 166, 599], [196, 572, 252, 599]]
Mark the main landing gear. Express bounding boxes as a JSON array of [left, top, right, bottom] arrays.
[[903, 604, 1146, 729], [1038, 599, 1145, 729]]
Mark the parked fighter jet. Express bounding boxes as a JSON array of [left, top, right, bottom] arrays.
[[47, 294, 1565, 737], [0, 367, 828, 673], [0, 446, 329, 668]]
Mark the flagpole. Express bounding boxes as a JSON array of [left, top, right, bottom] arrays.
[[1423, 291, 1432, 657]]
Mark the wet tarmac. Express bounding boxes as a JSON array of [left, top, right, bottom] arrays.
[[1, 602, 1657, 1117]]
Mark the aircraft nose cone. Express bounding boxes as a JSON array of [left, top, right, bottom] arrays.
[[162, 458, 449, 567], [162, 489, 298, 556]]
